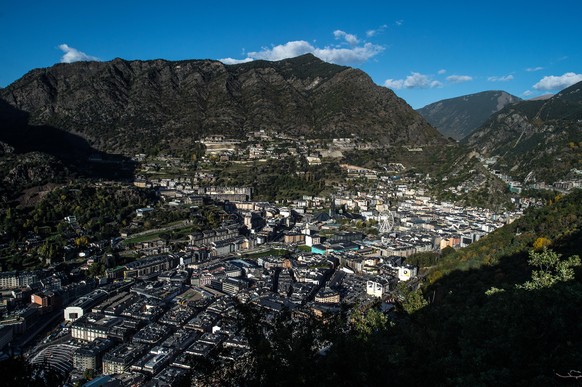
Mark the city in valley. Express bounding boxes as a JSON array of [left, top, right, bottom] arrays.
[[1, 131, 579, 385], [1, 6, 581, 383]]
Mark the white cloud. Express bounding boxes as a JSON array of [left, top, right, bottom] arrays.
[[222, 37, 384, 66], [248, 41, 314, 61], [333, 30, 359, 46], [58, 44, 99, 63], [384, 79, 405, 89], [219, 57, 254, 65], [395, 20, 404, 26], [523, 90, 533, 97], [533, 72, 582, 90], [313, 43, 383, 64], [526, 66, 543, 72], [446, 75, 473, 83], [488, 75, 514, 82], [384, 72, 443, 90], [366, 24, 388, 37], [437, 69, 446, 75]]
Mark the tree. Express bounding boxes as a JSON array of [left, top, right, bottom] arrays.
[[518, 248, 581, 290], [75, 236, 89, 248], [532, 237, 551, 250], [406, 251, 439, 268], [83, 368, 95, 381], [397, 283, 428, 314], [87, 262, 105, 278], [38, 241, 61, 262], [441, 246, 455, 257], [350, 307, 389, 338]]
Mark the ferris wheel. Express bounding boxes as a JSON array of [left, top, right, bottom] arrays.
[[377, 210, 394, 234]]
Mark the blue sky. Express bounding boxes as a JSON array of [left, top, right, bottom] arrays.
[[1, 1, 580, 108]]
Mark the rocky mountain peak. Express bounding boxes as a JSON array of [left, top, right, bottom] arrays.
[[417, 90, 521, 140], [1, 55, 444, 156]]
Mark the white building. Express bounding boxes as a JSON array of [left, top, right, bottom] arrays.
[[397, 265, 418, 281], [366, 279, 390, 298]]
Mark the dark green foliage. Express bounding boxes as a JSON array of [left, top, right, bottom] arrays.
[[406, 270, 582, 386], [520, 188, 560, 204], [214, 157, 341, 201], [397, 283, 429, 314], [517, 248, 580, 290], [441, 245, 455, 257], [405, 251, 440, 268], [0, 183, 156, 269], [86, 261, 106, 277]]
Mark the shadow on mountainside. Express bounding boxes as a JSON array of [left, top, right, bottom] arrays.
[[0, 99, 136, 180], [191, 224, 582, 387], [312, 230, 582, 387], [388, 225, 582, 386]]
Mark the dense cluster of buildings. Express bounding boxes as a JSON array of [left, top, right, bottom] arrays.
[[3, 238, 425, 384], [6, 178, 527, 380], [0, 134, 549, 383]]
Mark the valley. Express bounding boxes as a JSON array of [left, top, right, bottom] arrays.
[[0, 55, 581, 386]]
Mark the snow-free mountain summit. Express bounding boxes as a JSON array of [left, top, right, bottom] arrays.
[[0, 54, 444, 156], [465, 81, 582, 182], [417, 91, 521, 141]]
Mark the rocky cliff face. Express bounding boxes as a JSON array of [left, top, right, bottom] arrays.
[[0, 151, 70, 203], [465, 81, 582, 182], [0, 54, 443, 155], [417, 91, 521, 140]]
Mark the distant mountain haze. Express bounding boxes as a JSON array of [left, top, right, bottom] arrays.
[[528, 94, 554, 101], [417, 91, 521, 140]]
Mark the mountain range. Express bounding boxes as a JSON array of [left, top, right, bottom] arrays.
[[465, 81, 582, 183], [0, 54, 443, 157], [1, 53, 580, 191], [417, 90, 521, 141]]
